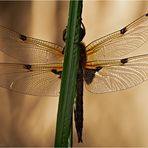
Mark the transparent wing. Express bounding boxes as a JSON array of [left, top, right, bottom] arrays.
[[86, 13, 148, 61], [85, 54, 148, 93], [0, 63, 62, 96], [0, 25, 63, 64]]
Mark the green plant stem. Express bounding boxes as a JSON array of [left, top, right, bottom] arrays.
[[54, 0, 83, 147]]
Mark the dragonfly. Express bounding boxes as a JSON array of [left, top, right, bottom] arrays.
[[0, 13, 148, 143]]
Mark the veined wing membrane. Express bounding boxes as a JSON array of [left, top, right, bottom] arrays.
[[0, 63, 62, 96], [85, 54, 148, 93], [0, 25, 63, 64], [86, 13, 148, 61]]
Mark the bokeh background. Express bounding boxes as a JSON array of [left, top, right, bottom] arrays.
[[0, 1, 148, 147]]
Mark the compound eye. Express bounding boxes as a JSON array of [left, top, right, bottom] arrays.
[[80, 23, 86, 41], [80, 27, 85, 41]]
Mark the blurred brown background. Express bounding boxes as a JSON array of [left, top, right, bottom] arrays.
[[0, 1, 148, 147]]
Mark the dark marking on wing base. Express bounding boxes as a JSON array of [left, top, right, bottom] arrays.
[[24, 64, 32, 71], [62, 47, 65, 54], [51, 69, 62, 78], [121, 58, 128, 64], [20, 34, 27, 41], [96, 66, 103, 71], [120, 27, 127, 34], [84, 66, 102, 84]]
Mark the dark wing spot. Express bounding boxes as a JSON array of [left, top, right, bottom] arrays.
[[20, 34, 27, 41], [84, 66, 102, 84], [120, 27, 127, 34], [24, 64, 32, 71], [146, 13, 148, 16], [121, 58, 128, 64]]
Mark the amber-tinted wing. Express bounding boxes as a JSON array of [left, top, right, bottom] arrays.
[[0, 25, 64, 64], [0, 25, 64, 96], [86, 13, 148, 61], [85, 54, 148, 93], [0, 63, 62, 96]]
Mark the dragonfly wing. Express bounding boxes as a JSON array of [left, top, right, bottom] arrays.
[[85, 54, 148, 93], [86, 13, 148, 61], [0, 63, 61, 96], [0, 25, 63, 64]]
